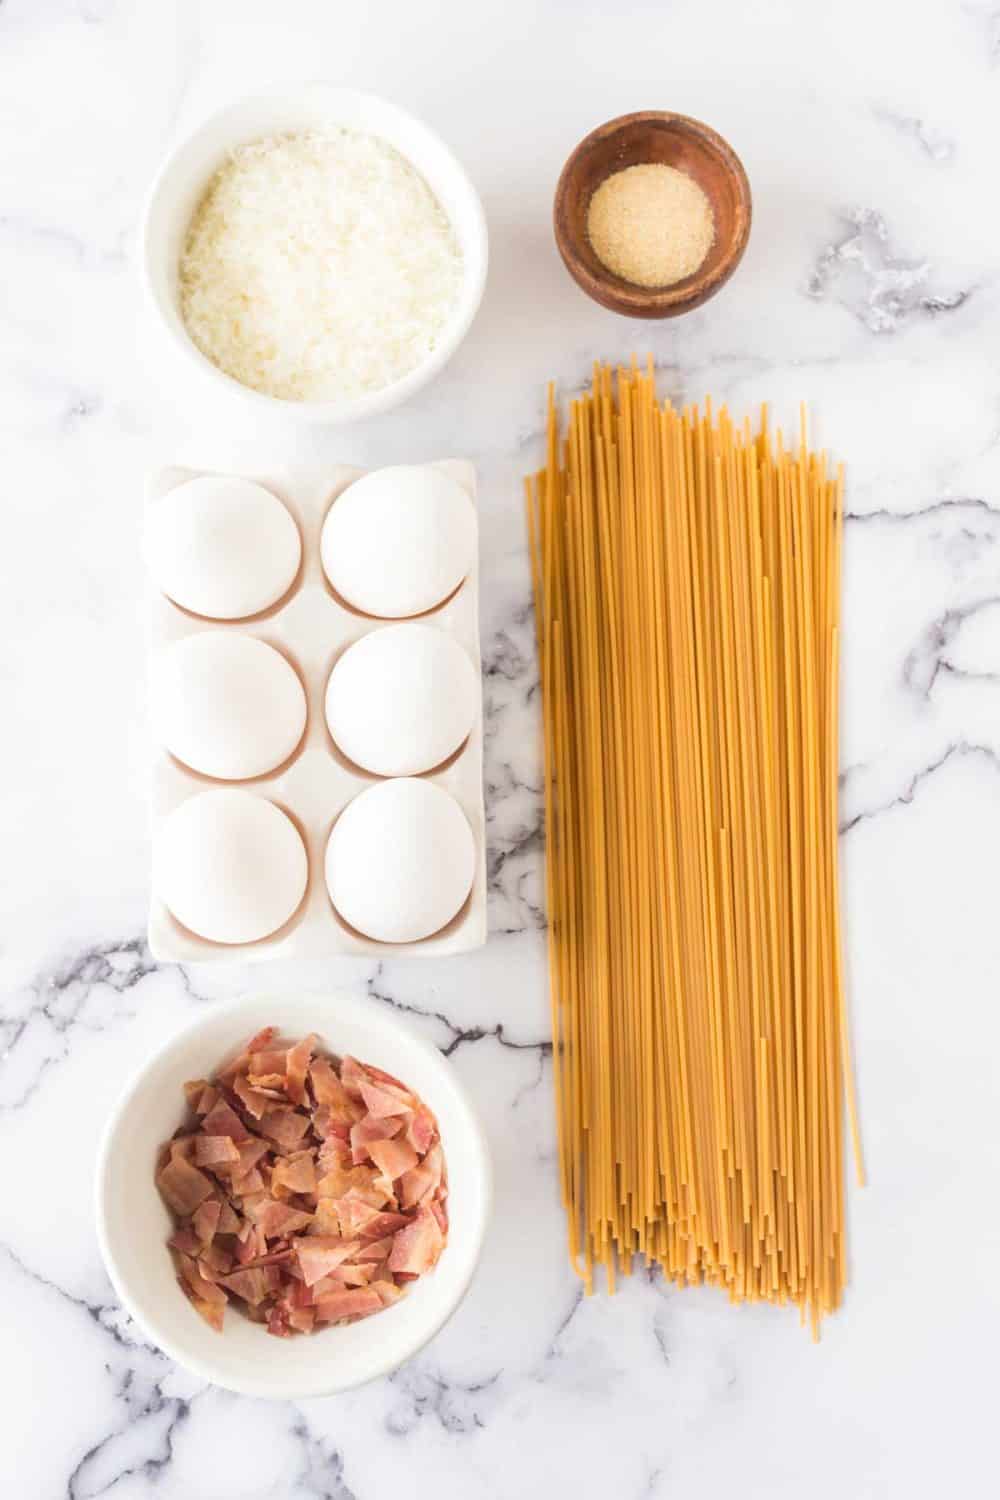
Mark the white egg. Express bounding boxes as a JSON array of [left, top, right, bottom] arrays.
[[321, 465, 476, 618], [155, 790, 308, 944], [151, 633, 307, 781], [325, 779, 475, 943], [145, 476, 301, 620], [326, 624, 477, 776]]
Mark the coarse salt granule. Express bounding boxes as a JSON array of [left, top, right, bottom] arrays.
[[179, 129, 464, 402], [586, 162, 714, 289]]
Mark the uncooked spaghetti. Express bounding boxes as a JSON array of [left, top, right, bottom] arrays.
[[525, 360, 862, 1336]]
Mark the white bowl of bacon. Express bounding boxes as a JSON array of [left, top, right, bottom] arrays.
[[95, 994, 491, 1398]]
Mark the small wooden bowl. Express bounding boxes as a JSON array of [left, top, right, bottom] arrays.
[[554, 111, 752, 319]]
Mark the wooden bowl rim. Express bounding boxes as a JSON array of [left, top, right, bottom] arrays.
[[553, 110, 752, 319]]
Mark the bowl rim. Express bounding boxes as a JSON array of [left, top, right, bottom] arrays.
[[140, 83, 489, 423], [93, 991, 493, 1398], [553, 109, 752, 320]]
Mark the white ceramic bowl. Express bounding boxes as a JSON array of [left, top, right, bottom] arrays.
[[142, 85, 488, 424], [95, 993, 491, 1398]]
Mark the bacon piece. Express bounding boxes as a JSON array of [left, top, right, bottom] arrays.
[[229, 1138, 269, 1177], [388, 1206, 445, 1275], [365, 1062, 412, 1093], [295, 1236, 362, 1287], [157, 1155, 213, 1217], [200, 1096, 250, 1142], [217, 1027, 278, 1082], [285, 1033, 317, 1105], [350, 1235, 394, 1263], [327, 1196, 410, 1240], [215, 1198, 241, 1235], [199, 1242, 234, 1277], [219, 1267, 276, 1306], [349, 1113, 403, 1165], [271, 1150, 317, 1197], [267, 1304, 291, 1337], [373, 1280, 404, 1307], [338, 1055, 372, 1101], [167, 1227, 201, 1255], [193, 1198, 221, 1245], [358, 1079, 410, 1120], [430, 1197, 448, 1235], [316, 1138, 352, 1178], [244, 1199, 313, 1239], [194, 1135, 241, 1167], [233, 1074, 281, 1119], [183, 1078, 210, 1108], [248, 1047, 288, 1077], [247, 1073, 286, 1092], [177, 1252, 228, 1312], [309, 1059, 362, 1120], [288, 1305, 315, 1334], [313, 1109, 352, 1141], [368, 1138, 418, 1182], [259, 1108, 310, 1150], [313, 1286, 383, 1322], [399, 1142, 444, 1208], [361, 1210, 411, 1240], [404, 1107, 437, 1156]]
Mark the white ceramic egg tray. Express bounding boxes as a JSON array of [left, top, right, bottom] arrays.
[[146, 461, 486, 962]]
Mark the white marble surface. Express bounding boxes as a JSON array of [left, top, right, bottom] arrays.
[[2, 0, 998, 1494]]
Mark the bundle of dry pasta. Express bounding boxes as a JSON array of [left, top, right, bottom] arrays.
[[525, 360, 863, 1336]]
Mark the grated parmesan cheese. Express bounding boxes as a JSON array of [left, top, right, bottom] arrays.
[[179, 130, 464, 403]]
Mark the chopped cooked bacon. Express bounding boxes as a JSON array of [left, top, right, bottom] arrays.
[[313, 1110, 352, 1141], [201, 1097, 250, 1142], [217, 1027, 278, 1083], [400, 1142, 444, 1208], [404, 1107, 436, 1156], [295, 1236, 362, 1287], [234, 1074, 281, 1119], [388, 1206, 445, 1276], [368, 1138, 419, 1182], [350, 1235, 394, 1263], [219, 1266, 277, 1306], [338, 1055, 375, 1101], [199, 1242, 234, 1277], [247, 1072, 286, 1092], [285, 1033, 317, 1105], [350, 1113, 403, 1164], [249, 1047, 287, 1077], [313, 1286, 383, 1322], [167, 1227, 201, 1255], [157, 1155, 213, 1217], [177, 1252, 227, 1309], [245, 1199, 313, 1240], [194, 1134, 241, 1167], [158, 1029, 447, 1337], [230, 1138, 269, 1177], [268, 1304, 291, 1338], [193, 1198, 221, 1244], [309, 1059, 362, 1120], [271, 1150, 317, 1197], [361, 1210, 412, 1240], [232, 1167, 266, 1198], [259, 1108, 310, 1150], [357, 1078, 410, 1120]]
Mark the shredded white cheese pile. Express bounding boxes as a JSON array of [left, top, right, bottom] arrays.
[[179, 130, 464, 402]]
